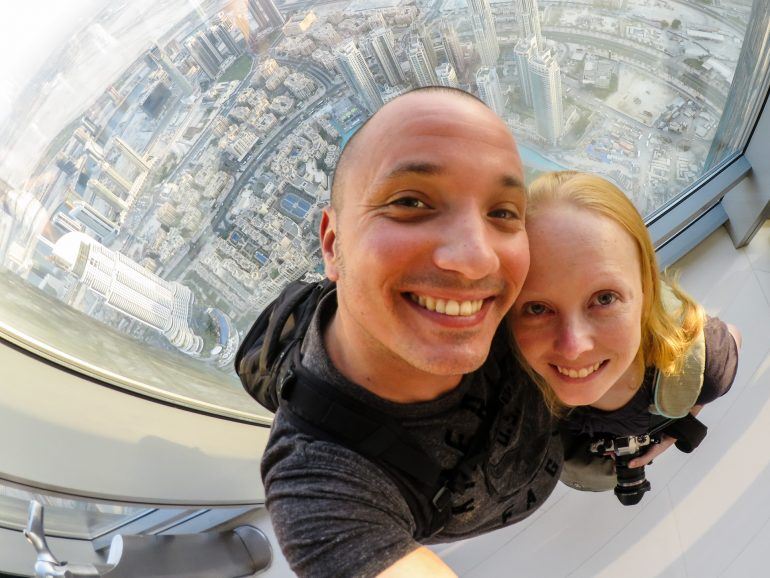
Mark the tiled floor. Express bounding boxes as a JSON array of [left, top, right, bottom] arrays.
[[435, 222, 770, 578]]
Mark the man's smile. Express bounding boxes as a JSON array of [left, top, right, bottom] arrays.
[[407, 292, 486, 317]]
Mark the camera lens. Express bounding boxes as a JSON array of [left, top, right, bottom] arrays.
[[614, 456, 651, 506]]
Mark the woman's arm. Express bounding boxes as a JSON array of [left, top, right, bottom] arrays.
[[628, 405, 703, 469]]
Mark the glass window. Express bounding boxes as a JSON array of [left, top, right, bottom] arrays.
[[0, 483, 150, 540], [0, 0, 767, 417]]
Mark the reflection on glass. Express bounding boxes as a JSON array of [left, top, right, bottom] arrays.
[[0, 0, 763, 415], [0, 483, 150, 539]]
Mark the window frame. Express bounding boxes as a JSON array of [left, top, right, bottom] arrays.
[[2, 3, 770, 574]]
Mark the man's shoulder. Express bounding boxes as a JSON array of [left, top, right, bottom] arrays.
[[261, 408, 397, 486]]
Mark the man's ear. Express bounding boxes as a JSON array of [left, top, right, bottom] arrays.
[[320, 207, 339, 281]]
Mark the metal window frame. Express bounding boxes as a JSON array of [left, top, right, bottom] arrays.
[[2, 5, 770, 576]]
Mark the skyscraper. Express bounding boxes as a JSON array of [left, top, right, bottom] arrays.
[[67, 200, 119, 242], [113, 137, 150, 173], [440, 20, 465, 80], [52, 232, 204, 356], [198, 29, 226, 62], [410, 23, 437, 69], [408, 35, 438, 87], [334, 40, 383, 113], [436, 62, 459, 88], [476, 66, 505, 116], [211, 21, 241, 57], [184, 33, 222, 79], [515, 0, 543, 51], [367, 27, 404, 86], [515, 36, 537, 107], [468, 0, 499, 67], [248, 0, 285, 30], [705, 0, 770, 170], [529, 50, 563, 144]]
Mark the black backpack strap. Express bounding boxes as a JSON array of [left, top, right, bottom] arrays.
[[279, 322, 509, 539], [280, 346, 443, 488], [235, 278, 334, 411]]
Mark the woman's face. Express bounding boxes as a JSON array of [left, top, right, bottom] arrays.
[[510, 201, 645, 408]]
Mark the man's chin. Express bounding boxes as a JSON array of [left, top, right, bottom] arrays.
[[405, 348, 490, 377]]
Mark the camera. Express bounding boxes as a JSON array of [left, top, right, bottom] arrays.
[[589, 433, 661, 506]]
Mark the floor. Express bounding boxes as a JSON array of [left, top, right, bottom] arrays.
[[433, 222, 770, 578]]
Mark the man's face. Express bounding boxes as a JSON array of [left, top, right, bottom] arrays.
[[321, 93, 529, 388]]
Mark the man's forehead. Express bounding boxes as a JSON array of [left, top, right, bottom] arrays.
[[369, 94, 507, 140]]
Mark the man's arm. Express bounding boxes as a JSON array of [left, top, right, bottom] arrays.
[[376, 547, 457, 578]]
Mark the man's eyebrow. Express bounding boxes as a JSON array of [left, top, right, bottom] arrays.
[[382, 162, 444, 181], [382, 164, 525, 190], [500, 174, 525, 190]]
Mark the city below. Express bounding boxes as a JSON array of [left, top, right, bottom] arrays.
[[0, 0, 752, 397]]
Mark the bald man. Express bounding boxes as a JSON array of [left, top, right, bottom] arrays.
[[261, 88, 562, 577]]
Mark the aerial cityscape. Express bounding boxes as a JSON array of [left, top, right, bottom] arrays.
[[0, 0, 754, 385]]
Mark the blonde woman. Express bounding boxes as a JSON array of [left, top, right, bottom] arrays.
[[510, 171, 740, 497]]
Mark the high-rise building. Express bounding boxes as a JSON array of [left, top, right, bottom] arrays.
[[334, 40, 383, 113], [51, 212, 85, 235], [113, 137, 150, 173], [436, 62, 459, 88], [68, 200, 119, 242], [468, 0, 499, 66], [410, 23, 437, 69], [515, 36, 537, 107], [211, 21, 241, 57], [408, 35, 438, 87], [440, 20, 465, 79], [529, 50, 563, 144], [367, 27, 404, 86], [476, 66, 505, 116], [515, 0, 543, 51], [148, 44, 194, 96], [52, 232, 204, 356], [705, 0, 770, 170], [198, 29, 226, 62], [248, 0, 285, 30], [184, 32, 222, 79]]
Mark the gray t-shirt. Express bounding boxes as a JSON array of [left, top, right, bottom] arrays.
[[261, 293, 563, 578]]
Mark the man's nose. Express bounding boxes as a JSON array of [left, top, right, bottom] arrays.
[[432, 213, 499, 279], [554, 315, 594, 361]]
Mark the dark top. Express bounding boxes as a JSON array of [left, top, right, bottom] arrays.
[[261, 293, 563, 578], [564, 316, 739, 438]]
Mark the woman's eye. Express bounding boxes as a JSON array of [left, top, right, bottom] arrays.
[[489, 208, 520, 220], [522, 302, 549, 316], [594, 292, 617, 306]]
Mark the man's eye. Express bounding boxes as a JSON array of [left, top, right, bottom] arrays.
[[391, 197, 429, 209], [593, 292, 618, 306], [522, 302, 549, 316]]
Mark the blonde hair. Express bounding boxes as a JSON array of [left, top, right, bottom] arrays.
[[517, 171, 705, 415]]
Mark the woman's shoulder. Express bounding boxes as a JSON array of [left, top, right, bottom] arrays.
[[697, 315, 739, 404]]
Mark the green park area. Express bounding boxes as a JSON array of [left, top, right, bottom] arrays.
[[221, 54, 254, 83]]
